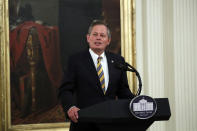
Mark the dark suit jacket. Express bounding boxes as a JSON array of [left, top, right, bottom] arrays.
[[58, 49, 134, 130]]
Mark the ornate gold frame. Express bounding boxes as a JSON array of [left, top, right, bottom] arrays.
[[0, 0, 136, 130]]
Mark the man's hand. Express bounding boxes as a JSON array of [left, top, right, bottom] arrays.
[[67, 106, 80, 123]]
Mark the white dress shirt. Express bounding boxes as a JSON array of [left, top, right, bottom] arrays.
[[89, 49, 109, 91]]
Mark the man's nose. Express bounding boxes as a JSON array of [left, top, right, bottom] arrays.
[[96, 35, 101, 40]]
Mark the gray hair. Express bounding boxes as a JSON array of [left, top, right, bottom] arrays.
[[88, 20, 111, 38]]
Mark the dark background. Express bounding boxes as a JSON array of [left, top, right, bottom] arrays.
[[59, 0, 103, 70]]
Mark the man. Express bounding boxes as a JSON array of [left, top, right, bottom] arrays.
[[59, 20, 135, 131]]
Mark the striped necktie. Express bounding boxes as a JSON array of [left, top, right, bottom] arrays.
[[97, 57, 105, 94]]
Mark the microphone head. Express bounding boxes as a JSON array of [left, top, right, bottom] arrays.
[[112, 59, 128, 71]]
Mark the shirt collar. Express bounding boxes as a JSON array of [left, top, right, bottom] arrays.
[[89, 48, 105, 59], [89, 48, 105, 65]]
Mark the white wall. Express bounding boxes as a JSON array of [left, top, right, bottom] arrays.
[[135, 0, 197, 131]]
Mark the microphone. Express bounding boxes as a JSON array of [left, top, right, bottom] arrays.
[[113, 60, 128, 71], [113, 60, 135, 72], [112, 60, 142, 96], [125, 62, 138, 73]]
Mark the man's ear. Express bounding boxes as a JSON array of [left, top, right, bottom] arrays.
[[86, 34, 90, 42], [107, 38, 111, 45]]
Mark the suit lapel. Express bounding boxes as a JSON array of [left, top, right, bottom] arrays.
[[85, 50, 97, 74], [105, 52, 114, 95], [84, 50, 105, 95]]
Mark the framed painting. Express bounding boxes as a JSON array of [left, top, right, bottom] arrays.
[[0, 0, 136, 130]]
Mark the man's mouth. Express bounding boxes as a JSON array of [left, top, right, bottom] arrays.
[[94, 42, 102, 46]]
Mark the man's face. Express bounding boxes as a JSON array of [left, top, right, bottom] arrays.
[[87, 25, 111, 55]]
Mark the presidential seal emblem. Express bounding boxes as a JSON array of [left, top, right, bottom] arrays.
[[129, 95, 157, 119]]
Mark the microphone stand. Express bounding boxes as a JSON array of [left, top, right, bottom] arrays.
[[125, 63, 142, 96]]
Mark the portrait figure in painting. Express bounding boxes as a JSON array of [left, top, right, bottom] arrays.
[[9, 0, 64, 124], [9, 0, 121, 124]]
